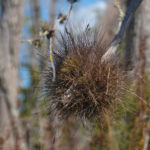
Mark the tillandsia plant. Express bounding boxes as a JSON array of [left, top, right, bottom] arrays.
[[40, 0, 144, 123], [43, 28, 125, 121], [22, 0, 144, 122]]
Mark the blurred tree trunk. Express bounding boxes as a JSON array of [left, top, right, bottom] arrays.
[[140, 0, 150, 73], [125, 0, 150, 149], [30, 0, 59, 150], [124, 0, 140, 69], [31, 0, 41, 33], [0, 0, 27, 150], [124, 0, 150, 69]]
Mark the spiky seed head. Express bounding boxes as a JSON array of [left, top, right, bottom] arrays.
[[42, 27, 125, 123]]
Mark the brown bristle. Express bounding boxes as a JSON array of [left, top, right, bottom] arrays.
[[42, 28, 125, 122]]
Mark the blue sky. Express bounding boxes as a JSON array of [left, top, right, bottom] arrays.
[[38, 0, 107, 21], [19, 0, 108, 88]]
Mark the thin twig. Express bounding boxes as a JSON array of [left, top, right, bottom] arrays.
[[20, 2, 74, 82], [114, 0, 125, 33], [20, 39, 33, 44], [49, 38, 56, 82], [53, 3, 72, 31], [49, 3, 73, 82], [114, 0, 124, 19]]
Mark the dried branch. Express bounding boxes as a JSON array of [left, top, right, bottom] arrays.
[[21, 1, 76, 82], [114, 0, 125, 33], [114, 0, 124, 19], [53, 3, 72, 31], [48, 2, 74, 82], [102, 0, 143, 63]]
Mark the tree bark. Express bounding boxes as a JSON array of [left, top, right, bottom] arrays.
[[0, 0, 27, 150], [124, 0, 150, 70], [124, 0, 139, 68]]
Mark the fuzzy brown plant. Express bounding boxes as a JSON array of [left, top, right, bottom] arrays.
[[42, 28, 125, 122]]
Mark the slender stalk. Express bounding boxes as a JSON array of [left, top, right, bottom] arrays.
[[49, 3, 73, 81]]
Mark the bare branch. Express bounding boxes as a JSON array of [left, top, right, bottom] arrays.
[[49, 2, 73, 82], [102, 0, 143, 63]]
